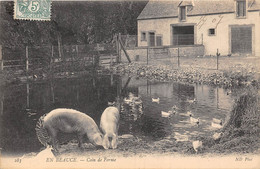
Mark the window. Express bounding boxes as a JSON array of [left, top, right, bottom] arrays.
[[156, 35, 163, 46], [236, 0, 246, 17], [141, 32, 146, 41], [208, 28, 216, 36], [179, 6, 186, 21], [148, 32, 155, 47]]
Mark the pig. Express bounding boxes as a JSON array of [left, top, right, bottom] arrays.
[[100, 106, 120, 149], [36, 108, 103, 152]]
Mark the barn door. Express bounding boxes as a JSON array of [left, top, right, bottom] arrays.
[[231, 26, 252, 54]]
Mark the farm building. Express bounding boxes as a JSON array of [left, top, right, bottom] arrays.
[[136, 0, 260, 57]]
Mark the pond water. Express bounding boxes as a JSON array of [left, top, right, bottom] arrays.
[[0, 74, 235, 156]]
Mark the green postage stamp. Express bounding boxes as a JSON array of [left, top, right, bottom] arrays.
[[14, 0, 51, 21]]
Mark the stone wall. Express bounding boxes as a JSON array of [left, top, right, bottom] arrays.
[[121, 45, 204, 62]]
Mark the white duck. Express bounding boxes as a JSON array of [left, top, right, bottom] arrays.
[[211, 118, 223, 129], [213, 132, 223, 141], [124, 98, 132, 104], [187, 111, 193, 117], [108, 101, 115, 106], [189, 114, 200, 125], [172, 105, 179, 110], [187, 98, 197, 104], [161, 111, 172, 118], [227, 90, 232, 95], [152, 98, 160, 103], [192, 140, 203, 154], [212, 118, 223, 125], [211, 122, 223, 129]]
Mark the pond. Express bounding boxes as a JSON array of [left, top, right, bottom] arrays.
[[0, 74, 235, 156]]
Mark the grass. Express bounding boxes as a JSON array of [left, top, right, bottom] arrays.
[[197, 86, 260, 154]]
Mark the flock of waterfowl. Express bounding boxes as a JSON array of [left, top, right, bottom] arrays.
[[118, 94, 225, 154]]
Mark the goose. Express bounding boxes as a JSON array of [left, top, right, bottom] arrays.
[[212, 132, 223, 141], [212, 118, 223, 125], [211, 122, 223, 129], [192, 140, 203, 154], [187, 98, 196, 104], [152, 98, 160, 103], [34, 146, 55, 160], [108, 101, 115, 106], [161, 111, 172, 118]]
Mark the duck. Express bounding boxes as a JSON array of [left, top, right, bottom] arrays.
[[212, 132, 223, 141], [227, 90, 232, 95], [152, 98, 160, 103], [34, 145, 55, 160], [26, 109, 37, 117], [211, 122, 223, 129], [192, 140, 203, 154], [124, 98, 132, 104], [190, 116, 200, 125], [161, 111, 172, 118], [187, 98, 196, 104], [134, 99, 142, 105], [172, 105, 179, 110], [108, 101, 115, 106], [187, 111, 194, 117], [212, 118, 223, 125]]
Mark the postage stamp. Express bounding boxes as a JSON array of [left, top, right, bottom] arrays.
[[14, 0, 51, 21]]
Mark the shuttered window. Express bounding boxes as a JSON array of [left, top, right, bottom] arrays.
[[179, 6, 186, 21], [236, 1, 246, 17]]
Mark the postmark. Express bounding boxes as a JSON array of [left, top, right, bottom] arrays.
[[14, 0, 51, 21]]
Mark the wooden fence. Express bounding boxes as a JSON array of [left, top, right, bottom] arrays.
[[0, 33, 135, 72]]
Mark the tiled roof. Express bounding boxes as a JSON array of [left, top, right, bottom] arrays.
[[137, 0, 260, 20]]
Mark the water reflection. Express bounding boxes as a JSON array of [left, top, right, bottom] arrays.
[[0, 75, 234, 155]]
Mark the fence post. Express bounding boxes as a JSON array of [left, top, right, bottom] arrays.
[[50, 45, 53, 71], [119, 33, 122, 63], [178, 48, 180, 68], [26, 46, 29, 72], [26, 83, 30, 108], [0, 45, 3, 71], [147, 47, 149, 65]]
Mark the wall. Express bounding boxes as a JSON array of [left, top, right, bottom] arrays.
[[137, 11, 260, 56], [120, 45, 204, 62]]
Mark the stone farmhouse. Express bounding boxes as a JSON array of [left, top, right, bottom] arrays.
[[123, 0, 260, 61]]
